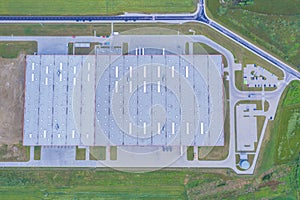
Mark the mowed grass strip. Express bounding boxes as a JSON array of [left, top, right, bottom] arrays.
[[0, 0, 196, 16], [0, 170, 188, 199], [0, 41, 37, 58]]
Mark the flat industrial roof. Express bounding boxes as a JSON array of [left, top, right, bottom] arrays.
[[24, 54, 224, 146]]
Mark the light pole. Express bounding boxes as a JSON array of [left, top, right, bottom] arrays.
[[189, 29, 196, 35]]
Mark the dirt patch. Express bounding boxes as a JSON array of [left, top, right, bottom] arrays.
[[184, 174, 190, 185], [258, 180, 281, 190], [0, 143, 29, 162], [0, 55, 25, 145]]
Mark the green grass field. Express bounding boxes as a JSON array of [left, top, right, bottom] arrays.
[[1, 165, 298, 199], [76, 146, 86, 160], [110, 146, 117, 160], [0, 170, 189, 199], [0, 0, 196, 16], [187, 146, 194, 160], [272, 80, 300, 164], [0, 42, 37, 58], [34, 146, 41, 160], [206, 0, 300, 72], [90, 146, 106, 160], [258, 80, 300, 173]]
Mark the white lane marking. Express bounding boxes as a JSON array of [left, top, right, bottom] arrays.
[[87, 74, 90, 82], [73, 77, 76, 86], [186, 122, 189, 135], [46, 66, 48, 74], [88, 63, 90, 71], [60, 73, 62, 81], [45, 77, 48, 85], [157, 66, 160, 78], [172, 66, 174, 78], [129, 123, 132, 135], [43, 130, 46, 138], [172, 122, 175, 135], [115, 66, 118, 78], [32, 63, 35, 70], [143, 81, 146, 93], [31, 74, 34, 81], [60, 63, 62, 71], [144, 122, 146, 135], [115, 81, 118, 93], [157, 81, 160, 93], [29, 133, 32, 138], [185, 66, 189, 78], [72, 130, 75, 138], [201, 122, 204, 134], [144, 66, 146, 78], [129, 81, 132, 93], [157, 122, 161, 134], [74, 66, 76, 74], [58, 134, 61, 138], [130, 66, 132, 78]]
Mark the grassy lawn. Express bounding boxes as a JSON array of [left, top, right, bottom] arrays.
[[0, 143, 30, 162], [34, 146, 41, 160], [185, 42, 189, 54], [0, 170, 189, 199], [0, 0, 196, 16], [256, 116, 266, 140], [257, 80, 300, 173], [75, 146, 86, 160], [110, 146, 117, 160], [193, 42, 220, 54], [1, 164, 298, 199], [206, 0, 300, 72], [122, 42, 128, 55], [0, 41, 37, 58], [90, 146, 106, 160], [187, 146, 194, 161]]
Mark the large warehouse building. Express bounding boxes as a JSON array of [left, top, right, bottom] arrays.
[[23, 53, 224, 147]]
